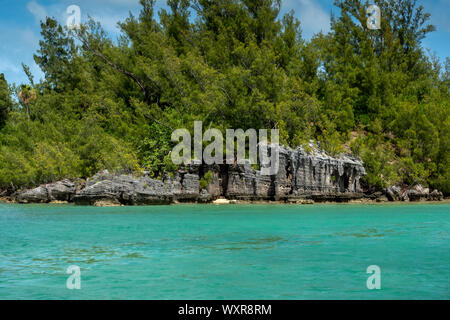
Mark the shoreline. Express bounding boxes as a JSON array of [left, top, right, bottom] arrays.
[[1, 197, 449, 207], [2, 164, 445, 207], [3, 147, 445, 206]]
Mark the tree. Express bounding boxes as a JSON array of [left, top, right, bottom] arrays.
[[0, 0, 447, 195], [34, 17, 77, 91], [18, 85, 37, 118], [0, 74, 13, 129]]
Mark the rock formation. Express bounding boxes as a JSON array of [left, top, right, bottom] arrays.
[[218, 145, 366, 202], [15, 179, 76, 203], [73, 171, 174, 205], [386, 185, 443, 202], [11, 145, 442, 205], [69, 145, 367, 205]]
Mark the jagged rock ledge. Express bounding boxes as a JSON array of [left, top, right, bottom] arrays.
[[385, 185, 443, 202], [5, 145, 444, 205], [14, 179, 77, 204]]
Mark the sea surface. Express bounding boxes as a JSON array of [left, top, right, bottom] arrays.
[[0, 203, 449, 300]]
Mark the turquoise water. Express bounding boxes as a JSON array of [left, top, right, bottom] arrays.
[[0, 203, 449, 300]]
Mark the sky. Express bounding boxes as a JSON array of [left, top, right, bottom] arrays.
[[0, 0, 449, 85]]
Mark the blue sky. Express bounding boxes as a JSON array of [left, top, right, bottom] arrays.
[[0, 0, 449, 85]]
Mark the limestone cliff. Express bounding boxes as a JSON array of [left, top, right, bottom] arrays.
[[12, 145, 369, 205], [207, 145, 366, 202]]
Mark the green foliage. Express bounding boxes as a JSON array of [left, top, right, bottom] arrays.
[[350, 133, 400, 189], [0, 0, 448, 196], [200, 170, 213, 190], [137, 123, 176, 176], [0, 74, 13, 130], [34, 18, 78, 92]]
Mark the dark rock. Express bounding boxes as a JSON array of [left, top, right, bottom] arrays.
[[16, 145, 374, 205], [15, 179, 76, 203], [386, 188, 396, 201], [203, 164, 222, 198], [224, 145, 366, 202], [407, 190, 421, 202], [376, 196, 389, 203], [372, 191, 383, 198], [188, 160, 202, 175], [429, 190, 443, 201], [401, 191, 409, 201], [384, 185, 444, 202], [386, 186, 402, 201], [407, 185, 430, 202], [172, 173, 199, 202], [198, 189, 212, 203], [47, 179, 76, 201], [74, 164, 216, 205], [74, 173, 173, 205], [16, 186, 49, 203], [162, 173, 183, 199]]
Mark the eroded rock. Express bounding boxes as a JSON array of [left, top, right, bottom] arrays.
[[385, 185, 443, 202], [47, 179, 76, 201], [23, 145, 448, 206], [16, 186, 49, 203], [73, 173, 173, 205], [223, 145, 366, 201], [15, 179, 76, 203]]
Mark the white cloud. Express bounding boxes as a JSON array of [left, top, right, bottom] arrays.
[[27, 1, 48, 23], [281, 0, 331, 39]]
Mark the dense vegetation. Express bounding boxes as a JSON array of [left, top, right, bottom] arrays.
[[0, 0, 448, 194]]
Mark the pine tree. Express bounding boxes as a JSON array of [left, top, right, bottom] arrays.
[[0, 74, 13, 130]]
